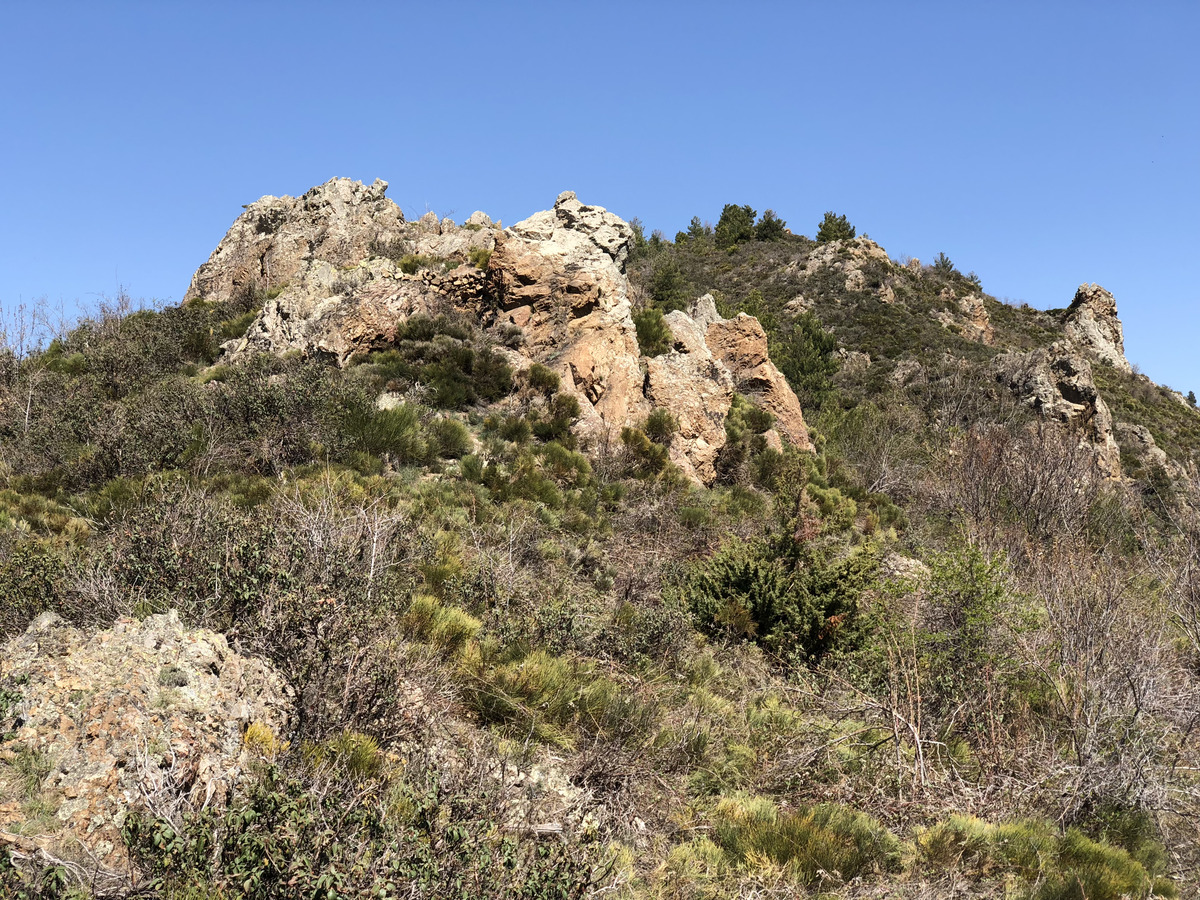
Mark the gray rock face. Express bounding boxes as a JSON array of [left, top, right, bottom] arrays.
[[193, 178, 497, 363], [933, 288, 994, 345], [185, 177, 405, 304], [993, 344, 1121, 477], [1063, 283, 1131, 373], [1116, 423, 1170, 471]]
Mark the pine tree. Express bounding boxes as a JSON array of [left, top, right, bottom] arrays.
[[815, 211, 855, 243]]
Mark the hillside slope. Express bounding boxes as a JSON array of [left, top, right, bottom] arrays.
[[1, 183, 1199, 899]]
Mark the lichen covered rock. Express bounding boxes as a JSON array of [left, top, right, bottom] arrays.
[[1063, 283, 1130, 373], [0, 612, 292, 878], [993, 344, 1121, 477]]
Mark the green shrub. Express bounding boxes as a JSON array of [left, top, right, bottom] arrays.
[[218, 309, 258, 340], [647, 257, 693, 312], [682, 539, 875, 663], [715, 204, 757, 250], [620, 426, 670, 478], [644, 408, 678, 445], [428, 416, 472, 458], [754, 209, 788, 242], [125, 756, 605, 900], [466, 650, 655, 748], [527, 362, 560, 396], [932, 251, 957, 275], [402, 593, 481, 656], [347, 403, 429, 463], [468, 247, 491, 269]]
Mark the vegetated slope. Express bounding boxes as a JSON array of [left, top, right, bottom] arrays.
[[0, 184, 1197, 899]]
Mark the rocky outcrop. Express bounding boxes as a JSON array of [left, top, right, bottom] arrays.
[[192, 177, 496, 363], [798, 237, 893, 300], [0, 612, 291, 881], [992, 344, 1121, 477], [486, 191, 648, 438], [188, 182, 814, 484], [704, 309, 813, 450], [185, 177, 405, 303], [1115, 423, 1170, 472], [644, 309, 734, 482], [486, 200, 815, 481], [1063, 283, 1131, 373], [934, 288, 994, 345]]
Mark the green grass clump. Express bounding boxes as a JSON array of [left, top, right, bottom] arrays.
[[465, 649, 655, 749], [402, 593, 481, 656], [712, 793, 902, 887], [917, 814, 1177, 899]]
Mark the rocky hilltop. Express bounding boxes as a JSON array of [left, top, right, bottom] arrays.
[[189, 179, 811, 483]]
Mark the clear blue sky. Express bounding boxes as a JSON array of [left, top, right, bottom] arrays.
[[2, 1, 1197, 392]]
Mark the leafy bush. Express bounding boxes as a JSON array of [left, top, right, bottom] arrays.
[[125, 755, 605, 900]]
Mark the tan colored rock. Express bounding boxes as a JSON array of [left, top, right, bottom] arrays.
[[1063, 283, 1131, 372], [190, 178, 495, 363], [486, 191, 647, 438], [705, 314, 813, 451], [0, 612, 291, 881], [188, 183, 815, 485], [643, 311, 736, 482]]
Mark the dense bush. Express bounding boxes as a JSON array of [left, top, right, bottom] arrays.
[[681, 537, 876, 663]]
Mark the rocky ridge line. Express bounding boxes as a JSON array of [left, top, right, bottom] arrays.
[[187, 180, 813, 484]]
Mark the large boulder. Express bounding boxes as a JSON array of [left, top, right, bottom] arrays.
[[185, 177, 405, 303], [0, 612, 292, 884], [1063, 283, 1131, 373], [993, 344, 1121, 477], [703, 307, 813, 450], [644, 308, 735, 482]]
